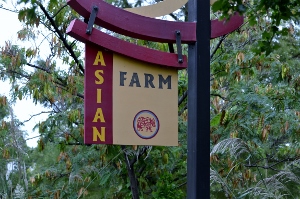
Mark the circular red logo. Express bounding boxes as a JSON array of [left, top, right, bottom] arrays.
[[133, 110, 160, 139]]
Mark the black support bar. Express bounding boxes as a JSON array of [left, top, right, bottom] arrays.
[[175, 30, 183, 63], [86, 5, 98, 35]]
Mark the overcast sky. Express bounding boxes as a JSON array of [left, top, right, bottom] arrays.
[[0, 3, 49, 148]]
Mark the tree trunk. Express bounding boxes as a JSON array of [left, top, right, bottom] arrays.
[[122, 146, 139, 199]]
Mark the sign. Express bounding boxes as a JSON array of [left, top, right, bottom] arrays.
[[66, 0, 243, 147], [84, 43, 178, 146]]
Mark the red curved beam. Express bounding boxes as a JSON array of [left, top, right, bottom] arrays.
[[67, 0, 196, 43], [211, 13, 244, 39], [67, 19, 187, 69], [67, 0, 243, 42]]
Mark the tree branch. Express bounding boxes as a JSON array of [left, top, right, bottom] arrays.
[[210, 69, 226, 78], [37, 2, 84, 74], [26, 63, 84, 99], [169, 13, 178, 21], [52, 172, 71, 185], [292, 53, 300, 59], [61, 142, 84, 145], [129, 146, 148, 166], [26, 63, 50, 73], [6, 69, 30, 79]]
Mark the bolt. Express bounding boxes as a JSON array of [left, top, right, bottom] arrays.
[[93, 6, 98, 11]]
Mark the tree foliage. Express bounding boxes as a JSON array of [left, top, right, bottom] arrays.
[[0, 0, 300, 198], [0, 96, 29, 198], [210, 0, 300, 197], [1, 0, 188, 198]]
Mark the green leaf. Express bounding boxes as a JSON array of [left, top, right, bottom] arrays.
[[262, 32, 272, 40], [100, 172, 111, 186], [211, 113, 222, 127], [212, 0, 224, 12], [248, 15, 257, 26], [18, 92, 22, 100]]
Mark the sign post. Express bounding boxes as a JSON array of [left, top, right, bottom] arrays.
[[187, 0, 210, 198]]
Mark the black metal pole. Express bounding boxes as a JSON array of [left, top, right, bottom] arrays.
[[187, 0, 210, 198]]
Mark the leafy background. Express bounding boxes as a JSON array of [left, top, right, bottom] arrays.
[[0, 0, 300, 198]]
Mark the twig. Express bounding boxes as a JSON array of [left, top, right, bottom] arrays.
[[176, 181, 187, 188], [52, 3, 68, 18], [0, 6, 18, 13], [25, 135, 41, 141], [20, 111, 53, 125], [244, 164, 282, 172], [178, 103, 187, 116], [210, 35, 226, 60], [210, 93, 228, 101], [178, 90, 188, 106], [27, 63, 50, 73]]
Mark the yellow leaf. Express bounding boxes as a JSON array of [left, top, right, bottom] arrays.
[[236, 52, 245, 65]]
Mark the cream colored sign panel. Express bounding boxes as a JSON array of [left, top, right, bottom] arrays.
[[125, 0, 215, 18], [113, 54, 178, 146]]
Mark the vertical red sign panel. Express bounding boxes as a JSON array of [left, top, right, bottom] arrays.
[[84, 44, 113, 144]]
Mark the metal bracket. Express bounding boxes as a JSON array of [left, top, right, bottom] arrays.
[[175, 30, 183, 63], [86, 6, 98, 35]]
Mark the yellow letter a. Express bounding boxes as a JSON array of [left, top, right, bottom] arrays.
[[93, 108, 105, 122], [93, 51, 106, 66]]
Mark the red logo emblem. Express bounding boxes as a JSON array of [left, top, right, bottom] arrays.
[[133, 110, 159, 139]]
